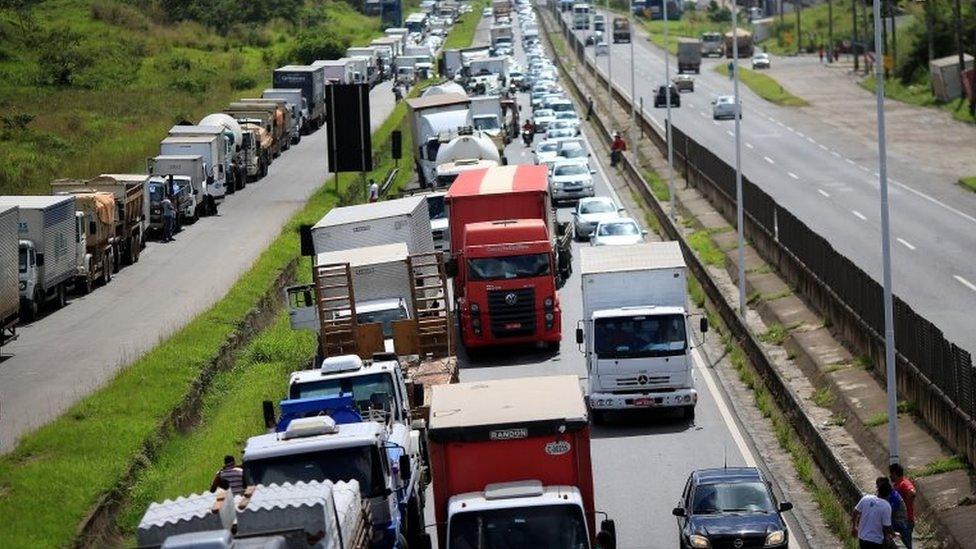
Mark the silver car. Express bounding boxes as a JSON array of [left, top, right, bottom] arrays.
[[573, 197, 621, 240], [712, 95, 741, 120], [590, 218, 647, 246]]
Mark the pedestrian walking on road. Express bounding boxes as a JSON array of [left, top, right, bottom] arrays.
[[586, 96, 594, 120], [818, 45, 825, 64], [161, 196, 175, 243], [877, 477, 908, 548], [610, 132, 627, 167], [890, 463, 916, 548], [210, 455, 245, 496], [852, 478, 895, 549], [368, 178, 380, 202], [393, 84, 403, 103]]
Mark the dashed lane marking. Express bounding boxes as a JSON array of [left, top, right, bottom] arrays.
[[818, 189, 831, 198], [764, 156, 775, 164], [788, 172, 799, 180], [852, 210, 867, 220], [897, 238, 916, 251], [955, 275, 976, 293], [745, 143, 754, 149]]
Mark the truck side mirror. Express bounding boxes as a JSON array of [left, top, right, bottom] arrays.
[[575, 327, 583, 344], [262, 400, 277, 429], [671, 507, 686, 517], [699, 317, 708, 333], [411, 382, 425, 407], [399, 454, 411, 482], [597, 519, 617, 549], [36, 252, 45, 267]]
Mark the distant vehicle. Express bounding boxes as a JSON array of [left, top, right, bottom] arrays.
[[612, 17, 631, 43], [549, 160, 596, 202], [701, 31, 724, 57], [585, 30, 604, 46], [654, 84, 681, 108], [752, 52, 772, 69], [593, 13, 606, 31], [572, 2, 591, 29], [482, 6, 492, 16], [572, 197, 621, 240], [712, 95, 741, 119], [595, 41, 609, 56], [747, 6, 765, 20], [724, 29, 754, 58], [673, 467, 792, 549], [590, 218, 646, 246], [677, 38, 702, 73], [0, 206, 19, 341], [672, 74, 695, 92], [534, 138, 563, 165]]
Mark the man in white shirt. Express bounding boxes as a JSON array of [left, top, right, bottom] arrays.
[[368, 179, 380, 202], [852, 478, 895, 549]]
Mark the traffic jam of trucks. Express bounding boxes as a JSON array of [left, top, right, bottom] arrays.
[[0, 1, 803, 547]]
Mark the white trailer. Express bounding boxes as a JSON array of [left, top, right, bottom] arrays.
[[577, 242, 705, 422], [311, 195, 433, 255], [0, 196, 78, 320], [148, 155, 209, 218], [0, 205, 19, 341], [167, 125, 236, 192], [313, 59, 354, 84], [262, 88, 307, 143], [406, 93, 472, 187], [159, 135, 226, 205]]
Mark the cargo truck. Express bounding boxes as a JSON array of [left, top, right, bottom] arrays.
[[572, 2, 592, 29], [228, 101, 287, 157], [612, 17, 631, 43], [146, 175, 194, 235], [199, 113, 252, 189], [0, 206, 18, 343], [701, 31, 723, 57], [57, 190, 117, 293], [492, 0, 512, 19], [489, 24, 514, 49], [167, 125, 239, 194], [576, 242, 706, 423], [724, 28, 754, 58], [310, 195, 434, 256], [677, 37, 702, 73], [55, 174, 147, 266], [426, 375, 617, 549], [137, 481, 369, 548], [159, 136, 226, 210], [445, 165, 571, 350], [314, 59, 354, 85], [0, 196, 78, 320], [406, 93, 472, 187], [148, 155, 211, 218], [273, 65, 326, 132], [238, 98, 295, 150], [262, 89, 307, 143]]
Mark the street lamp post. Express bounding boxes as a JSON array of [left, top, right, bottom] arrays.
[[870, 0, 900, 465], [732, 0, 746, 317], [607, 0, 612, 99], [664, 0, 675, 221], [629, 0, 637, 148]]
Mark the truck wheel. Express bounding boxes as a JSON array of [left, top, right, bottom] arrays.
[[55, 284, 66, 309], [77, 275, 92, 295], [591, 409, 605, 425], [112, 246, 121, 273], [23, 290, 41, 321], [130, 237, 140, 264], [103, 256, 112, 284], [683, 405, 696, 421]]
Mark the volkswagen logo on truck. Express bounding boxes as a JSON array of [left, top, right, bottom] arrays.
[[544, 440, 571, 456], [504, 292, 518, 305]]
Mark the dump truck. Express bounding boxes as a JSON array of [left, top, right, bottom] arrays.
[[0, 205, 19, 343], [426, 375, 618, 549], [239, 97, 294, 151], [0, 196, 78, 320], [262, 88, 308, 141], [273, 65, 327, 131], [224, 104, 278, 162], [56, 190, 117, 294], [228, 101, 286, 157], [724, 28, 754, 58], [677, 37, 702, 73], [54, 174, 147, 266], [612, 16, 631, 43]]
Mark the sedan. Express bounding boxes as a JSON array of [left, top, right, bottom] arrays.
[[712, 95, 741, 120], [654, 84, 681, 108], [752, 52, 771, 69], [533, 109, 557, 133], [549, 160, 595, 202], [590, 218, 646, 246], [672, 74, 695, 92], [534, 139, 563, 165], [544, 127, 577, 141], [573, 197, 622, 240], [673, 467, 792, 549]]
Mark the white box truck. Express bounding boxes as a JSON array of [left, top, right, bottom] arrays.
[[576, 242, 706, 422], [314, 59, 354, 84], [147, 154, 210, 219], [1, 205, 19, 341], [311, 195, 434, 255], [0, 196, 78, 320], [406, 93, 472, 187], [159, 135, 226, 209]]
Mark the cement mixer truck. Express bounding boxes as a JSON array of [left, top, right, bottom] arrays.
[[433, 130, 500, 187], [199, 113, 254, 189]]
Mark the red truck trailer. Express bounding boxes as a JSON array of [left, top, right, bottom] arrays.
[[445, 165, 569, 349], [426, 375, 616, 549]]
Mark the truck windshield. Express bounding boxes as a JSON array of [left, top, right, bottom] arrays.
[[245, 446, 386, 497], [594, 314, 687, 358], [427, 195, 447, 219], [18, 246, 28, 274], [356, 306, 409, 338], [468, 253, 550, 281], [148, 183, 164, 203], [472, 116, 500, 131], [449, 504, 589, 549], [290, 372, 396, 414]]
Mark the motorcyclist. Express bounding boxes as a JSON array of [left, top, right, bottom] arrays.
[[521, 119, 535, 145]]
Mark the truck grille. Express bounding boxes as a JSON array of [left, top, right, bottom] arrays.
[[711, 536, 765, 549], [616, 375, 671, 387], [487, 288, 536, 338]]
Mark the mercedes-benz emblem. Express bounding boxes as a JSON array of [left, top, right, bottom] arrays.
[[733, 539, 744, 549], [504, 292, 518, 306], [637, 374, 648, 385]]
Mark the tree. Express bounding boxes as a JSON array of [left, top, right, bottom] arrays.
[[289, 29, 349, 64], [36, 27, 92, 87]]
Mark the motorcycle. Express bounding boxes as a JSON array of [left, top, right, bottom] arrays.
[[522, 128, 534, 146]]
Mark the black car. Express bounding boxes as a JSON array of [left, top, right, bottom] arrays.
[[672, 467, 792, 549], [654, 85, 681, 108]]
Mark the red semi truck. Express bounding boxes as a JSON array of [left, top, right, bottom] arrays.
[[426, 375, 617, 549], [445, 165, 570, 349]]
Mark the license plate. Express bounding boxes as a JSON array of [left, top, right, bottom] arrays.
[[505, 323, 522, 330], [634, 398, 653, 407]]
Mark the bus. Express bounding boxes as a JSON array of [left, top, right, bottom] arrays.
[[572, 3, 591, 30], [405, 12, 428, 34]]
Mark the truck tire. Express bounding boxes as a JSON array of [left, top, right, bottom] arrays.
[[103, 256, 112, 284], [55, 284, 66, 309], [682, 405, 696, 421], [112, 246, 121, 273], [77, 274, 92, 295], [23, 290, 41, 321], [130, 237, 140, 264], [590, 409, 605, 425]]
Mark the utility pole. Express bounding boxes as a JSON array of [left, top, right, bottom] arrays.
[[870, 0, 900, 467], [630, 0, 637, 149], [881, 0, 888, 77], [828, 0, 834, 59], [954, 0, 965, 83], [795, 0, 802, 54], [732, 0, 746, 318], [890, 0, 897, 66], [926, 0, 935, 61], [607, 0, 613, 99], [664, 0, 675, 221], [852, 0, 860, 71], [780, 0, 785, 25]]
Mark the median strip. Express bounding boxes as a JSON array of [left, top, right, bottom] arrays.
[[713, 64, 809, 107]]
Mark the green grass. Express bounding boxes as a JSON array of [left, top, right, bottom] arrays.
[[865, 412, 889, 427], [442, 0, 488, 49], [759, 323, 789, 345], [640, 12, 731, 55], [714, 63, 808, 106], [812, 387, 836, 408], [642, 167, 671, 201], [0, 0, 383, 195], [687, 230, 726, 267], [859, 75, 976, 125], [960, 177, 976, 192], [909, 455, 967, 478]]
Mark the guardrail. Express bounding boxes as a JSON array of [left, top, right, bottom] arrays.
[[543, 2, 976, 469]]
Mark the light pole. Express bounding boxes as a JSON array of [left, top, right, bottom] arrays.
[[607, 0, 613, 99], [870, 0, 899, 465], [732, 0, 746, 318], [664, 0, 675, 221], [629, 0, 637, 148]]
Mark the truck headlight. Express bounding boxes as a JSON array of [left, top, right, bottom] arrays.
[[544, 297, 553, 308], [765, 530, 785, 546], [470, 303, 479, 314], [545, 312, 554, 321], [19, 281, 26, 291], [689, 535, 710, 548]]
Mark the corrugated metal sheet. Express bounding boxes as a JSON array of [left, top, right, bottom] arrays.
[[311, 196, 433, 255], [137, 490, 235, 547]]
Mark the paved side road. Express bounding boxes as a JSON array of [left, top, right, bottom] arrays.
[[0, 81, 397, 453]]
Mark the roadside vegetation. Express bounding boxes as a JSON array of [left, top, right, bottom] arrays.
[[639, 5, 736, 54], [442, 0, 487, 49], [0, 0, 382, 195], [959, 176, 976, 192], [714, 63, 808, 106]]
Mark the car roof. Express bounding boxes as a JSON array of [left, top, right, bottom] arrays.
[[693, 467, 765, 484]]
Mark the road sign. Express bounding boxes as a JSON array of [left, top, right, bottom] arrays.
[[884, 55, 893, 70]]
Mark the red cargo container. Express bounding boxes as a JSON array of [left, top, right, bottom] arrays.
[[427, 375, 615, 549]]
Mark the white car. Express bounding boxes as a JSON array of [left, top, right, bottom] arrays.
[[533, 109, 557, 132], [573, 197, 621, 240], [482, 7, 492, 16], [554, 111, 581, 134], [549, 160, 595, 202], [590, 218, 647, 246], [712, 95, 741, 120], [545, 127, 577, 141], [752, 53, 771, 69], [546, 98, 576, 114], [534, 139, 563, 165], [556, 139, 590, 164]]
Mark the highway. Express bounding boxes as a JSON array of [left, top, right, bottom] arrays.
[[0, 81, 398, 452], [560, 5, 976, 356], [439, 12, 811, 548]]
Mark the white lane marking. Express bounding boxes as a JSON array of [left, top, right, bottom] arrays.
[[691, 345, 757, 467], [797, 131, 805, 138], [806, 136, 815, 143], [819, 144, 828, 150], [896, 238, 916, 251], [874, 172, 880, 177], [788, 172, 799, 180], [768, 116, 777, 122], [852, 210, 867, 220], [776, 121, 785, 128], [745, 143, 754, 149], [845, 158, 856, 165], [764, 156, 775, 165], [699, 111, 707, 118], [713, 120, 721, 126], [955, 275, 976, 293], [786, 126, 794, 132], [858, 165, 870, 172], [889, 179, 976, 225], [831, 151, 841, 157], [818, 189, 831, 198], [727, 130, 734, 137]]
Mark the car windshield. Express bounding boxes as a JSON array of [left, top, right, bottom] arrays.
[[594, 314, 687, 358], [548, 129, 574, 138], [692, 481, 776, 515], [427, 195, 447, 219], [550, 102, 574, 113], [580, 200, 615, 214], [556, 112, 577, 120], [535, 109, 554, 118], [538, 142, 558, 153], [560, 145, 586, 158], [448, 504, 589, 549], [598, 222, 639, 236], [473, 116, 500, 130], [18, 246, 28, 274], [554, 163, 587, 176], [245, 446, 385, 498], [468, 253, 550, 281]]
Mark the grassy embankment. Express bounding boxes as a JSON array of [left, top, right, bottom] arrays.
[[442, 0, 488, 49], [0, 0, 381, 195], [714, 63, 808, 106], [860, 75, 975, 124], [959, 176, 976, 192]]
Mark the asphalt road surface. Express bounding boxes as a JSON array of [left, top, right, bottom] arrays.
[[563, 6, 976, 356], [0, 81, 398, 452]]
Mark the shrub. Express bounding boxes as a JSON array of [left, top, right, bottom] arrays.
[[230, 74, 256, 90], [288, 29, 348, 64], [91, 0, 150, 30], [36, 26, 92, 87]]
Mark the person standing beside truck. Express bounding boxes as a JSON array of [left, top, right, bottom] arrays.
[[368, 178, 380, 202], [161, 196, 175, 243], [210, 455, 244, 496]]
